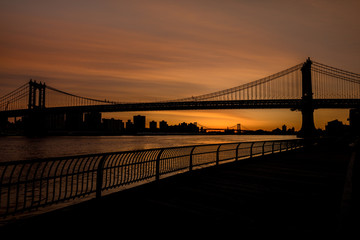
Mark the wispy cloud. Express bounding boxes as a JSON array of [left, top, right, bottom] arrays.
[[0, 0, 358, 129]]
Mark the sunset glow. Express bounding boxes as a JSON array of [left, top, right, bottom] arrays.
[[1, 0, 359, 130]]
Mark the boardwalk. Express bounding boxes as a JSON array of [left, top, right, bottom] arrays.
[[1, 142, 358, 237]]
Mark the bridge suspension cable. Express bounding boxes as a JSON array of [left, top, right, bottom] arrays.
[[0, 83, 29, 111], [45, 85, 120, 108], [313, 61, 360, 81], [173, 63, 304, 102], [311, 61, 360, 99]]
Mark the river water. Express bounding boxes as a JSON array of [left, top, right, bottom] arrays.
[[0, 134, 298, 162]]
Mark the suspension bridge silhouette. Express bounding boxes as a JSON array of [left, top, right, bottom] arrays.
[[1, 58, 360, 138]]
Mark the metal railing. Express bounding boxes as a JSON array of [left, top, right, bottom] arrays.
[[0, 139, 303, 218]]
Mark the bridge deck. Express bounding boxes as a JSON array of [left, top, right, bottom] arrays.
[[2, 99, 360, 118], [1, 144, 358, 237]]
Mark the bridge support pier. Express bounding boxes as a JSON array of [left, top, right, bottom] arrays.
[[0, 115, 8, 134], [299, 58, 317, 145], [23, 112, 47, 136]]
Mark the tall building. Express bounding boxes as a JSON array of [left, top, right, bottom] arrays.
[[149, 120, 157, 131], [349, 108, 360, 136], [159, 120, 168, 131], [103, 118, 124, 132], [133, 115, 146, 131], [126, 120, 134, 132], [325, 119, 344, 136]]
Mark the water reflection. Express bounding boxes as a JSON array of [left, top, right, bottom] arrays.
[[0, 135, 298, 162]]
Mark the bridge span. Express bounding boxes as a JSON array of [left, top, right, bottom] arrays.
[[2, 99, 360, 118], [1, 58, 360, 139]]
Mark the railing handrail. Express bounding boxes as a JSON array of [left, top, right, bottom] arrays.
[[0, 138, 303, 218], [0, 138, 300, 166]]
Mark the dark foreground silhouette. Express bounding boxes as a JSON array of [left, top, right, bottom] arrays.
[[1, 140, 359, 238]]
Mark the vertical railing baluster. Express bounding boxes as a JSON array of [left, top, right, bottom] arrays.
[[24, 162, 35, 211], [109, 154, 118, 189], [96, 155, 107, 200], [79, 157, 86, 196], [30, 162, 41, 209], [189, 146, 196, 172], [156, 149, 164, 181], [52, 161, 60, 203], [46, 161, 56, 205], [14, 164, 24, 214], [216, 144, 222, 166], [38, 161, 48, 209], [262, 142, 266, 156], [236, 143, 241, 161], [250, 142, 255, 158], [121, 153, 129, 186], [89, 156, 98, 195], [7, 165, 17, 215], [0, 165, 8, 214], [64, 159, 74, 200], [70, 158, 81, 199], [286, 141, 289, 151], [58, 159, 69, 203]]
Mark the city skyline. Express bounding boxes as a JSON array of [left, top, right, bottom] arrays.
[[1, 1, 359, 130], [4, 111, 350, 136]]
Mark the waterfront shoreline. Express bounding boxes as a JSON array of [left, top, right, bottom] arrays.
[[1, 141, 357, 236]]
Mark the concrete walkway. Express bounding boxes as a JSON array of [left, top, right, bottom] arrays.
[[1, 142, 358, 237]]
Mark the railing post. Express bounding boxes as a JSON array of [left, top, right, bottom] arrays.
[[272, 141, 275, 154], [189, 146, 196, 172], [250, 142, 255, 159], [279, 142, 282, 153], [156, 149, 164, 181], [96, 155, 107, 200], [216, 144, 222, 166], [236, 143, 241, 161], [262, 141, 266, 156], [286, 141, 289, 151]]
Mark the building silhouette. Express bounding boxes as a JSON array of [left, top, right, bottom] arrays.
[[103, 118, 124, 132], [133, 115, 145, 132], [325, 119, 344, 136], [169, 122, 199, 133], [84, 112, 102, 130], [349, 108, 360, 136], [159, 120, 168, 131], [126, 120, 134, 133], [149, 120, 157, 131]]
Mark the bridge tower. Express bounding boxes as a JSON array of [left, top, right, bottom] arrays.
[[25, 80, 47, 136], [299, 58, 316, 141], [28, 79, 46, 109]]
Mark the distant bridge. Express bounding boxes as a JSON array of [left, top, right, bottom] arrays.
[[1, 58, 360, 138]]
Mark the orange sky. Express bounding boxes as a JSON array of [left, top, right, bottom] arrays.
[[1, 0, 359, 130]]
